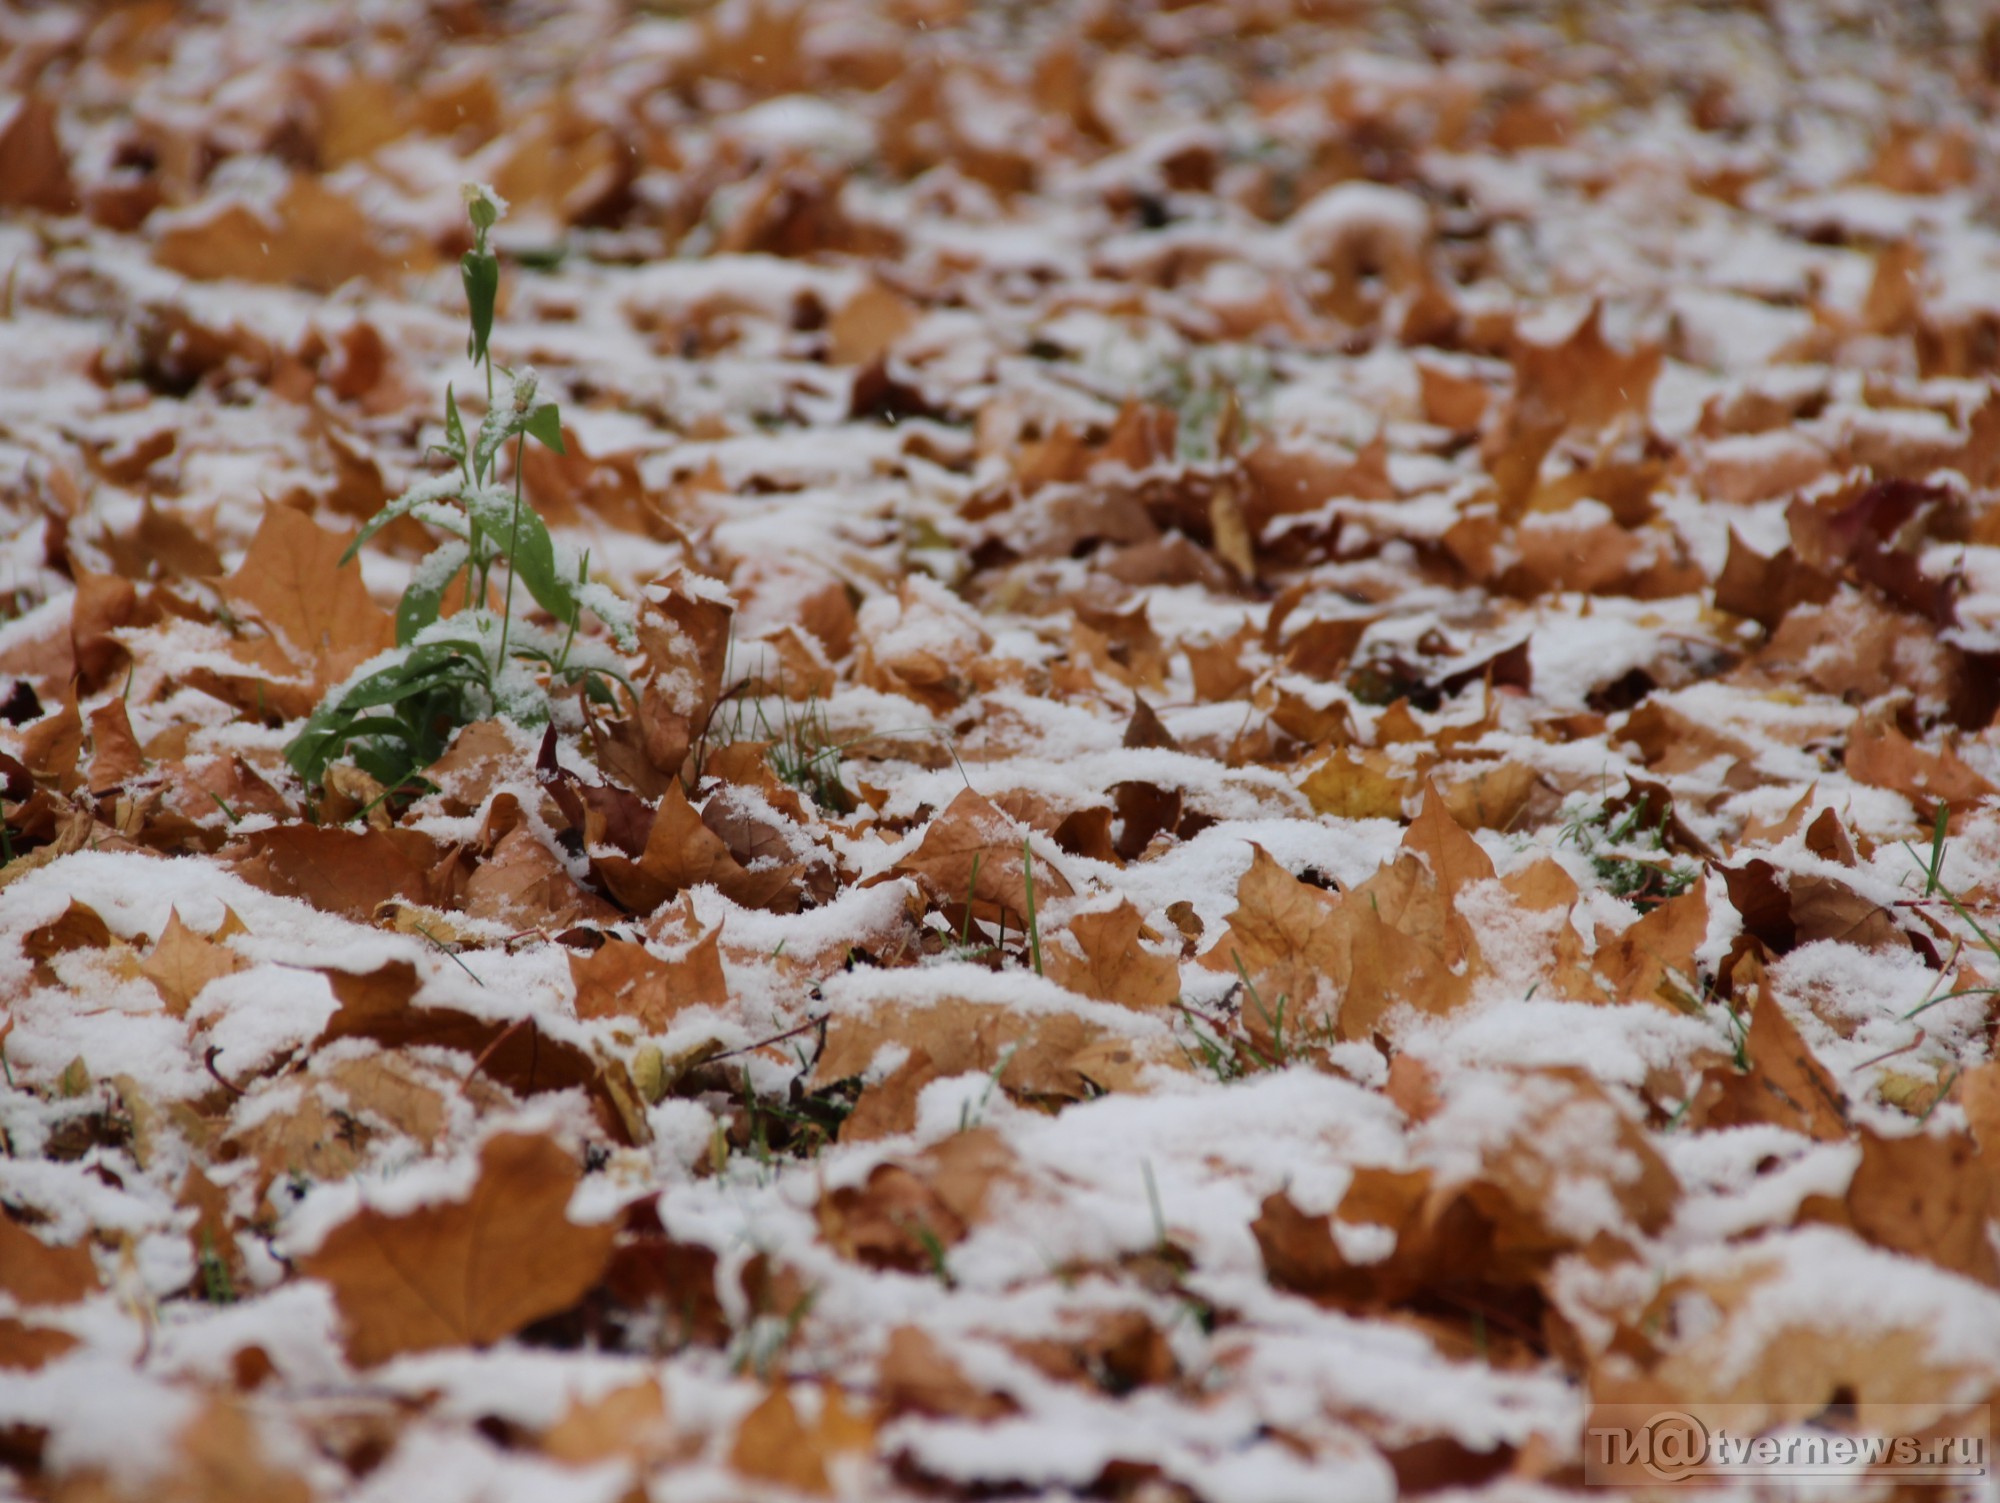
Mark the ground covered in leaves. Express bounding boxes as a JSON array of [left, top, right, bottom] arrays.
[[5, 1, 2000, 1499]]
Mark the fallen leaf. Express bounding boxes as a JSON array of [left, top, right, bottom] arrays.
[[85, 697, 144, 794], [541, 1378, 678, 1466], [143, 908, 248, 1017], [817, 1128, 1015, 1272], [817, 997, 1111, 1128], [894, 787, 1074, 927], [0, 92, 77, 214], [829, 280, 920, 366], [19, 683, 83, 791], [64, 1396, 314, 1503], [569, 930, 729, 1032], [878, 1325, 1017, 1420], [314, 961, 635, 1140], [217, 504, 393, 687], [1045, 900, 1180, 1010], [0, 1216, 99, 1306], [226, 825, 437, 920], [1845, 710, 1996, 814], [1300, 748, 1410, 820], [729, 1383, 877, 1497], [153, 177, 397, 293], [0, 1316, 78, 1370], [1593, 877, 1710, 1011], [1839, 1127, 1998, 1286], [1695, 986, 1849, 1141], [302, 1131, 615, 1366], [1403, 782, 1497, 901]]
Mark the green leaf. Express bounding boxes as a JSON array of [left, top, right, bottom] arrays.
[[337, 646, 485, 714], [472, 403, 513, 483], [461, 250, 499, 365], [444, 385, 465, 461], [341, 474, 464, 566], [464, 486, 578, 626], [395, 541, 470, 648], [523, 402, 565, 454]]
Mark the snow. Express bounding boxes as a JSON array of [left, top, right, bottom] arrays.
[[4, 0, 2000, 1497]]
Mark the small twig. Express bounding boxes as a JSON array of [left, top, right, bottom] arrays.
[[412, 923, 484, 986], [203, 1046, 246, 1098], [1853, 1029, 1926, 1073], [462, 1016, 532, 1093], [709, 1013, 829, 1064]]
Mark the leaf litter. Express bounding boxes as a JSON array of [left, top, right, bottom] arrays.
[[4, 1, 2000, 1499]]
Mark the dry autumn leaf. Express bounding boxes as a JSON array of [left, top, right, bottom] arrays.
[[569, 930, 728, 1032], [218, 505, 394, 688], [302, 1131, 614, 1366], [0, 1216, 100, 1306], [1044, 900, 1180, 1010], [895, 786, 1075, 926], [10, 6, 2000, 1497], [142, 907, 248, 1017], [729, 1383, 877, 1496]]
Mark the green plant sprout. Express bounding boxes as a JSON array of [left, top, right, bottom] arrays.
[[1559, 797, 1697, 912], [1172, 955, 1324, 1083], [1901, 806, 2000, 1023], [1022, 837, 1044, 976], [286, 183, 636, 793], [703, 679, 855, 813]]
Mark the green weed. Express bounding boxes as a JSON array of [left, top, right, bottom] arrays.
[[1901, 808, 2000, 1022], [1560, 797, 1697, 912], [286, 184, 635, 793], [1172, 955, 1326, 1082], [704, 681, 855, 814]]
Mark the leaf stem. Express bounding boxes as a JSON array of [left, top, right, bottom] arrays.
[[498, 431, 524, 673]]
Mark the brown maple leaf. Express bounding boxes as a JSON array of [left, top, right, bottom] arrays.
[[217, 504, 393, 688], [142, 907, 249, 1017], [302, 1130, 615, 1366], [894, 787, 1074, 927], [729, 1383, 877, 1497], [1045, 900, 1180, 1010], [570, 931, 728, 1033]]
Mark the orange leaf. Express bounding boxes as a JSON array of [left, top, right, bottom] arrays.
[[153, 177, 396, 294], [218, 504, 393, 687], [1197, 844, 1342, 982], [226, 825, 437, 920], [1045, 900, 1180, 1010], [0, 1317, 78, 1371], [730, 1383, 877, 1496], [894, 787, 1073, 926], [569, 930, 728, 1032], [1300, 748, 1410, 820], [879, 1325, 1017, 1421], [1402, 781, 1497, 902], [302, 1131, 615, 1366], [19, 681, 83, 792], [816, 997, 1109, 1116], [1593, 877, 1710, 1011], [541, 1378, 677, 1466], [0, 92, 76, 214], [1842, 1128, 1998, 1286], [86, 696, 144, 794], [142, 907, 248, 1017], [828, 280, 919, 366], [0, 1216, 99, 1306], [1844, 710, 1996, 814], [1697, 987, 1849, 1141]]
